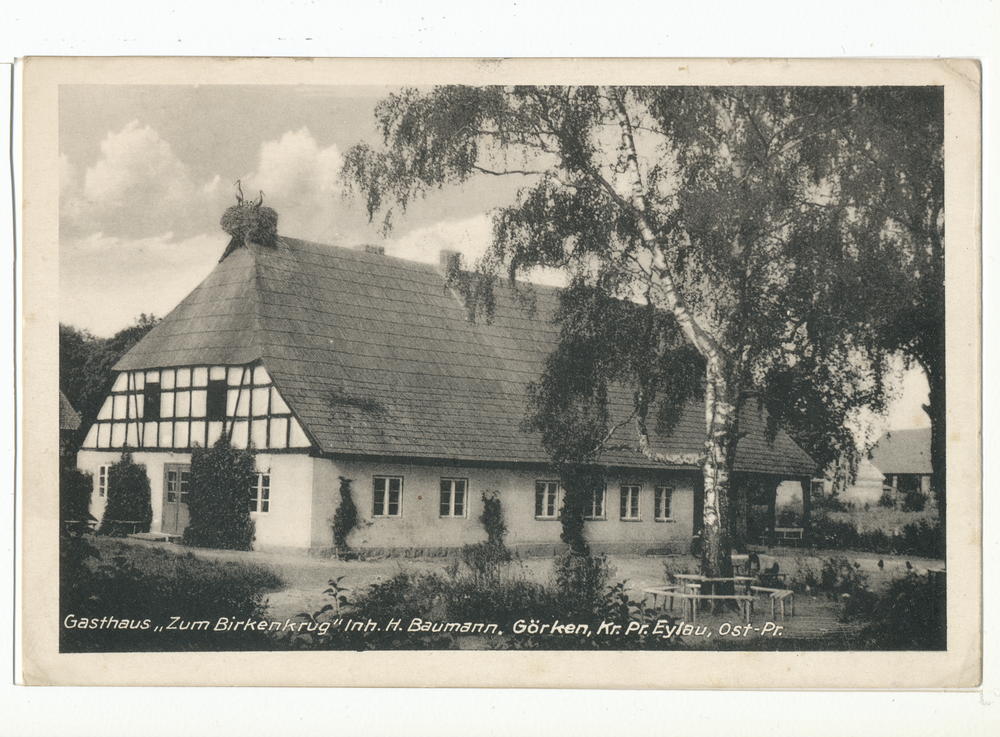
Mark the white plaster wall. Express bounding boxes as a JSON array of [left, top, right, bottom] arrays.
[[579, 472, 695, 549], [77, 449, 192, 532], [77, 450, 694, 551], [331, 461, 492, 549], [250, 453, 315, 549], [329, 461, 695, 550], [311, 458, 341, 548]]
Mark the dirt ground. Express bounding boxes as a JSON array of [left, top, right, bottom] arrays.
[[144, 541, 943, 624]]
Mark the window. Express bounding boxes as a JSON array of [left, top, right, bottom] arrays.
[[620, 485, 641, 520], [250, 473, 270, 513], [143, 381, 161, 420], [585, 485, 606, 520], [440, 478, 467, 517], [206, 379, 228, 421], [373, 476, 402, 517], [654, 486, 673, 521], [164, 466, 190, 504], [535, 481, 560, 519], [98, 465, 110, 498]]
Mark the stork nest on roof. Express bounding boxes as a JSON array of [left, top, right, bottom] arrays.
[[220, 204, 279, 251]]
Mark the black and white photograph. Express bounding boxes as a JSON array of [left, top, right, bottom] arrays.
[[21, 57, 981, 688]]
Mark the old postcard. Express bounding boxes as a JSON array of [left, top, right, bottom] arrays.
[[20, 57, 981, 687]]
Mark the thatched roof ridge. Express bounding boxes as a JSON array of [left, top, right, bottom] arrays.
[[115, 235, 816, 477]]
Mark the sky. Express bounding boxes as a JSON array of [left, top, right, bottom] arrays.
[[57, 83, 929, 435], [58, 85, 523, 338]]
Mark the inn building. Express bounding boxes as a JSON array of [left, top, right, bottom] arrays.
[[76, 232, 816, 555]]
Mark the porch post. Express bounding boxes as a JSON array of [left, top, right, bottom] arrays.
[[800, 478, 812, 542], [767, 480, 777, 540]]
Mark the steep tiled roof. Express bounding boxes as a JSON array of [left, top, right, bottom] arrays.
[[869, 429, 932, 475], [117, 237, 816, 477], [59, 391, 81, 431]]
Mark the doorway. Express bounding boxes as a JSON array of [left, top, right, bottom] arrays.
[[162, 464, 191, 535]]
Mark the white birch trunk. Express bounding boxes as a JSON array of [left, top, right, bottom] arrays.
[[609, 88, 736, 579]]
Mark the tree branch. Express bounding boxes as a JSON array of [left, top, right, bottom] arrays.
[[470, 164, 543, 177]]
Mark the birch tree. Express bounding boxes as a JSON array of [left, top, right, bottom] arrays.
[[344, 86, 943, 576]]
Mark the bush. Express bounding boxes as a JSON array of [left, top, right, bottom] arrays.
[[60, 465, 93, 529], [185, 437, 256, 550], [814, 494, 850, 513], [461, 541, 513, 587], [461, 491, 512, 586], [849, 572, 946, 650], [776, 505, 800, 527], [332, 476, 358, 552], [809, 515, 944, 558], [877, 489, 896, 508], [553, 552, 612, 619], [98, 452, 152, 536], [901, 490, 927, 513], [901, 519, 945, 558], [60, 534, 284, 652]]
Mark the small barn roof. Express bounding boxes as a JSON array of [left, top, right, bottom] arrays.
[[116, 237, 816, 477], [59, 391, 81, 431], [869, 428, 933, 475]]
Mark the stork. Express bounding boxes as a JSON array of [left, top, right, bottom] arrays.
[[235, 179, 244, 205]]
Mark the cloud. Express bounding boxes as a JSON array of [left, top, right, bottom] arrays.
[[384, 214, 495, 266], [240, 127, 357, 243], [60, 231, 229, 337], [383, 213, 568, 288], [61, 120, 229, 241]]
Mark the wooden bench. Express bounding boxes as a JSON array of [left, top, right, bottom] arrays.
[[759, 528, 804, 546], [750, 586, 795, 621], [642, 586, 680, 611]]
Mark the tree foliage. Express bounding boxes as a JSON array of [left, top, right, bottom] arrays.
[[186, 437, 257, 550], [60, 465, 94, 527], [97, 451, 152, 536], [344, 86, 944, 575], [60, 314, 161, 450]]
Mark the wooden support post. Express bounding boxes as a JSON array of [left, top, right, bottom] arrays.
[[767, 481, 777, 541], [800, 478, 812, 544]]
